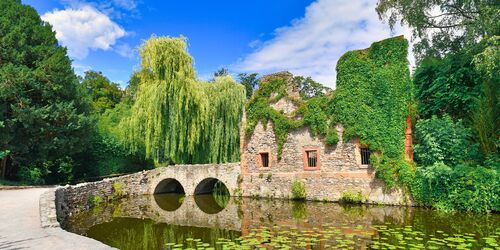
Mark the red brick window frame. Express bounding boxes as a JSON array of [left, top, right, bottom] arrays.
[[303, 147, 320, 170], [256, 151, 271, 169]]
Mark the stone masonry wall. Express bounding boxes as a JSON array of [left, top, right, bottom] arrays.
[[241, 103, 408, 205]]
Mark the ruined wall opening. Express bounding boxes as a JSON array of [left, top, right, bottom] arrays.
[[154, 178, 185, 194]]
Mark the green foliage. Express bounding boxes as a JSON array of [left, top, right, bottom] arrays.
[[471, 37, 500, 156], [293, 76, 331, 100], [245, 74, 337, 159], [0, 0, 92, 183], [325, 128, 339, 145], [414, 115, 476, 167], [291, 180, 306, 200], [334, 36, 414, 189], [413, 50, 482, 120], [237, 73, 259, 99], [125, 36, 245, 164], [81, 71, 124, 113], [89, 195, 103, 207], [376, 0, 499, 60], [339, 190, 366, 204], [111, 182, 126, 199], [213, 67, 229, 78], [335, 36, 413, 159], [123, 72, 140, 104], [18, 165, 46, 185], [371, 154, 415, 190], [411, 163, 499, 213], [0, 147, 8, 160]]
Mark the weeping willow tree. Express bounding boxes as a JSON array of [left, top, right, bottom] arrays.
[[125, 36, 245, 164]]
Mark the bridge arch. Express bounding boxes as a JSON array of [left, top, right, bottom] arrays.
[[194, 177, 227, 195], [154, 178, 185, 194]]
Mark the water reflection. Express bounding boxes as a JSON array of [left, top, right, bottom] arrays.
[[154, 194, 184, 211], [65, 196, 500, 249], [194, 195, 226, 214]]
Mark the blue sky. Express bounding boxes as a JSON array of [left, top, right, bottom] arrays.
[[23, 0, 410, 88]]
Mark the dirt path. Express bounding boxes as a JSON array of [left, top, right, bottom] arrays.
[[0, 188, 114, 250]]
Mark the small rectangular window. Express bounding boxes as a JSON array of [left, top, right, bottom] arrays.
[[260, 153, 269, 167], [306, 150, 317, 168], [361, 148, 371, 165]]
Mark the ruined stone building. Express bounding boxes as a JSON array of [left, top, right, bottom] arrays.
[[239, 71, 411, 205]]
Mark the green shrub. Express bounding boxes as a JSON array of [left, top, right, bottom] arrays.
[[414, 115, 475, 166], [111, 182, 126, 199], [291, 180, 306, 200], [411, 163, 499, 213], [339, 191, 365, 204], [18, 165, 47, 185], [410, 162, 453, 207], [447, 165, 499, 213], [89, 195, 103, 207], [371, 154, 415, 190]]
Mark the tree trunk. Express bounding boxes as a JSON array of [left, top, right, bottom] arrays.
[[0, 156, 6, 179]]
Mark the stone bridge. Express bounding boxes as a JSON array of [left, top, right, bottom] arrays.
[[148, 163, 241, 196], [55, 163, 241, 221]]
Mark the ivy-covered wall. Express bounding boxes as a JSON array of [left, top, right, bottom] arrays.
[[245, 36, 414, 190], [245, 72, 337, 159], [334, 36, 415, 188]]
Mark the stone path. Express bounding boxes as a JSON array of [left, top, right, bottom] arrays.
[[0, 188, 114, 250]]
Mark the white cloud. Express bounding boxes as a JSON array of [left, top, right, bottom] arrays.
[[41, 6, 126, 59], [72, 63, 92, 76], [112, 0, 138, 11], [115, 43, 136, 59], [234, 0, 412, 88]]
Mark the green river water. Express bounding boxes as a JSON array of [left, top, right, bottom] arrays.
[[64, 194, 500, 249]]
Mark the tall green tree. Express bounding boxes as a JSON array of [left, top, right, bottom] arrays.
[[293, 76, 331, 100], [376, 0, 499, 60], [81, 70, 124, 113], [0, 0, 92, 183], [237, 73, 259, 99], [125, 36, 245, 164], [123, 71, 140, 104], [471, 36, 500, 156], [213, 67, 229, 78], [413, 49, 482, 120]]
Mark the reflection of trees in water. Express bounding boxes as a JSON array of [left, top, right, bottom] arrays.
[[213, 180, 230, 208], [72, 197, 500, 250], [99, 218, 240, 250]]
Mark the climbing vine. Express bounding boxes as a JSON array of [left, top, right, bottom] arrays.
[[124, 36, 245, 164], [334, 36, 415, 188], [246, 36, 414, 189], [245, 73, 337, 159]]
